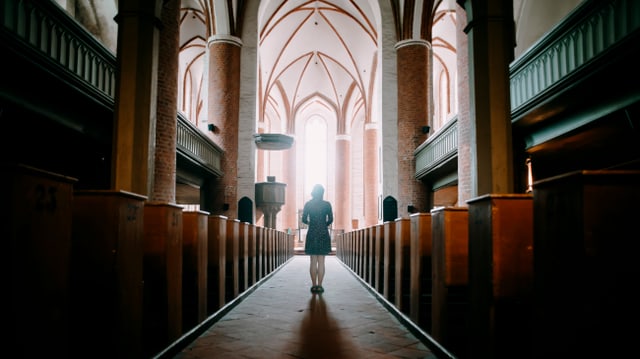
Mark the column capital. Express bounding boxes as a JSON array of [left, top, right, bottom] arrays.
[[208, 34, 243, 47], [365, 122, 379, 131], [395, 39, 431, 50]]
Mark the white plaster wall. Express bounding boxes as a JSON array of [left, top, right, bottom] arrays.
[[514, 0, 584, 58]]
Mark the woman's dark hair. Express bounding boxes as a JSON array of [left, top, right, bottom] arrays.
[[311, 184, 325, 199]]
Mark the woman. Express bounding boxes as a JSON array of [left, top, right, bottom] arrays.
[[302, 184, 334, 293]]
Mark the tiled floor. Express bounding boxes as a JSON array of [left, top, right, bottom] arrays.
[[169, 256, 441, 359]]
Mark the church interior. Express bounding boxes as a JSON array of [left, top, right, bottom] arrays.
[[3, 0, 639, 358]]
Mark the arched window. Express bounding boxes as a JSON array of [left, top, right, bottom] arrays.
[[304, 116, 328, 195], [439, 69, 450, 128]]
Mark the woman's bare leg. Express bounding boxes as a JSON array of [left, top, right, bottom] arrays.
[[309, 255, 319, 287], [317, 255, 326, 287]]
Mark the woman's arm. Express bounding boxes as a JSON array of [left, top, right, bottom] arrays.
[[302, 203, 309, 225], [326, 202, 334, 226]]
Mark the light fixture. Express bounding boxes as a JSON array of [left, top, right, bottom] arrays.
[[526, 157, 533, 193]]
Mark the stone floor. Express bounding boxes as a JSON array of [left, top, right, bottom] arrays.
[[167, 256, 444, 359]]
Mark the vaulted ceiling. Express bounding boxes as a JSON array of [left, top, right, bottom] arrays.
[[177, 1, 465, 133], [257, 1, 380, 132]]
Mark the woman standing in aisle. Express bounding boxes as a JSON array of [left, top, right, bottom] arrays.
[[302, 184, 334, 293]]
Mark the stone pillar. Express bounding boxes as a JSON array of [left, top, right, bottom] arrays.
[[334, 134, 351, 231], [461, 0, 515, 196], [151, 0, 180, 203], [237, 0, 259, 225], [111, 0, 161, 196], [363, 122, 379, 226], [207, 35, 242, 217], [395, 40, 431, 216]]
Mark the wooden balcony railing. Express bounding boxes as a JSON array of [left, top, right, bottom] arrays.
[[177, 112, 224, 176], [510, 0, 640, 118], [1, 0, 116, 104], [1, 0, 223, 178], [414, 116, 458, 180]]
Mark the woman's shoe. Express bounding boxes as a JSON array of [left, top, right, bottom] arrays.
[[316, 286, 324, 293], [310, 286, 318, 293]]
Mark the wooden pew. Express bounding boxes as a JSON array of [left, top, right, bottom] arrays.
[[352, 229, 358, 277], [264, 228, 272, 275], [275, 230, 282, 266], [182, 210, 209, 331], [367, 226, 375, 285], [410, 212, 432, 330], [288, 232, 295, 259], [394, 217, 411, 315], [6, 164, 76, 358], [383, 221, 396, 302], [373, 224, 384, 293], [239, 221, 248, 292], [532, 170, 640, 358], [256, 226, 264, 281], [207, 215, 227, 312], [71, 189, 146, 359], [344, 231, 352, 269], [431, 206, 469, 355], [248, 223, 257, 286], [225, 219, 240, 302], [142, 202, 183, 357], [467, 194, 533, 359]]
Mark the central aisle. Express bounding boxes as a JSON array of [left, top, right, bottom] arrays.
[[172, 255, 437, 358]]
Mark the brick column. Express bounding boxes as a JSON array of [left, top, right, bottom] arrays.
[[151, 0, 180, 203], [111, 0, 161, 196], [363, 122, 379, 226], [396, 40, 430, 216], [334, 134, 351, 231], [207, 35, 242, 217], [456, 4, 472, 206]]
